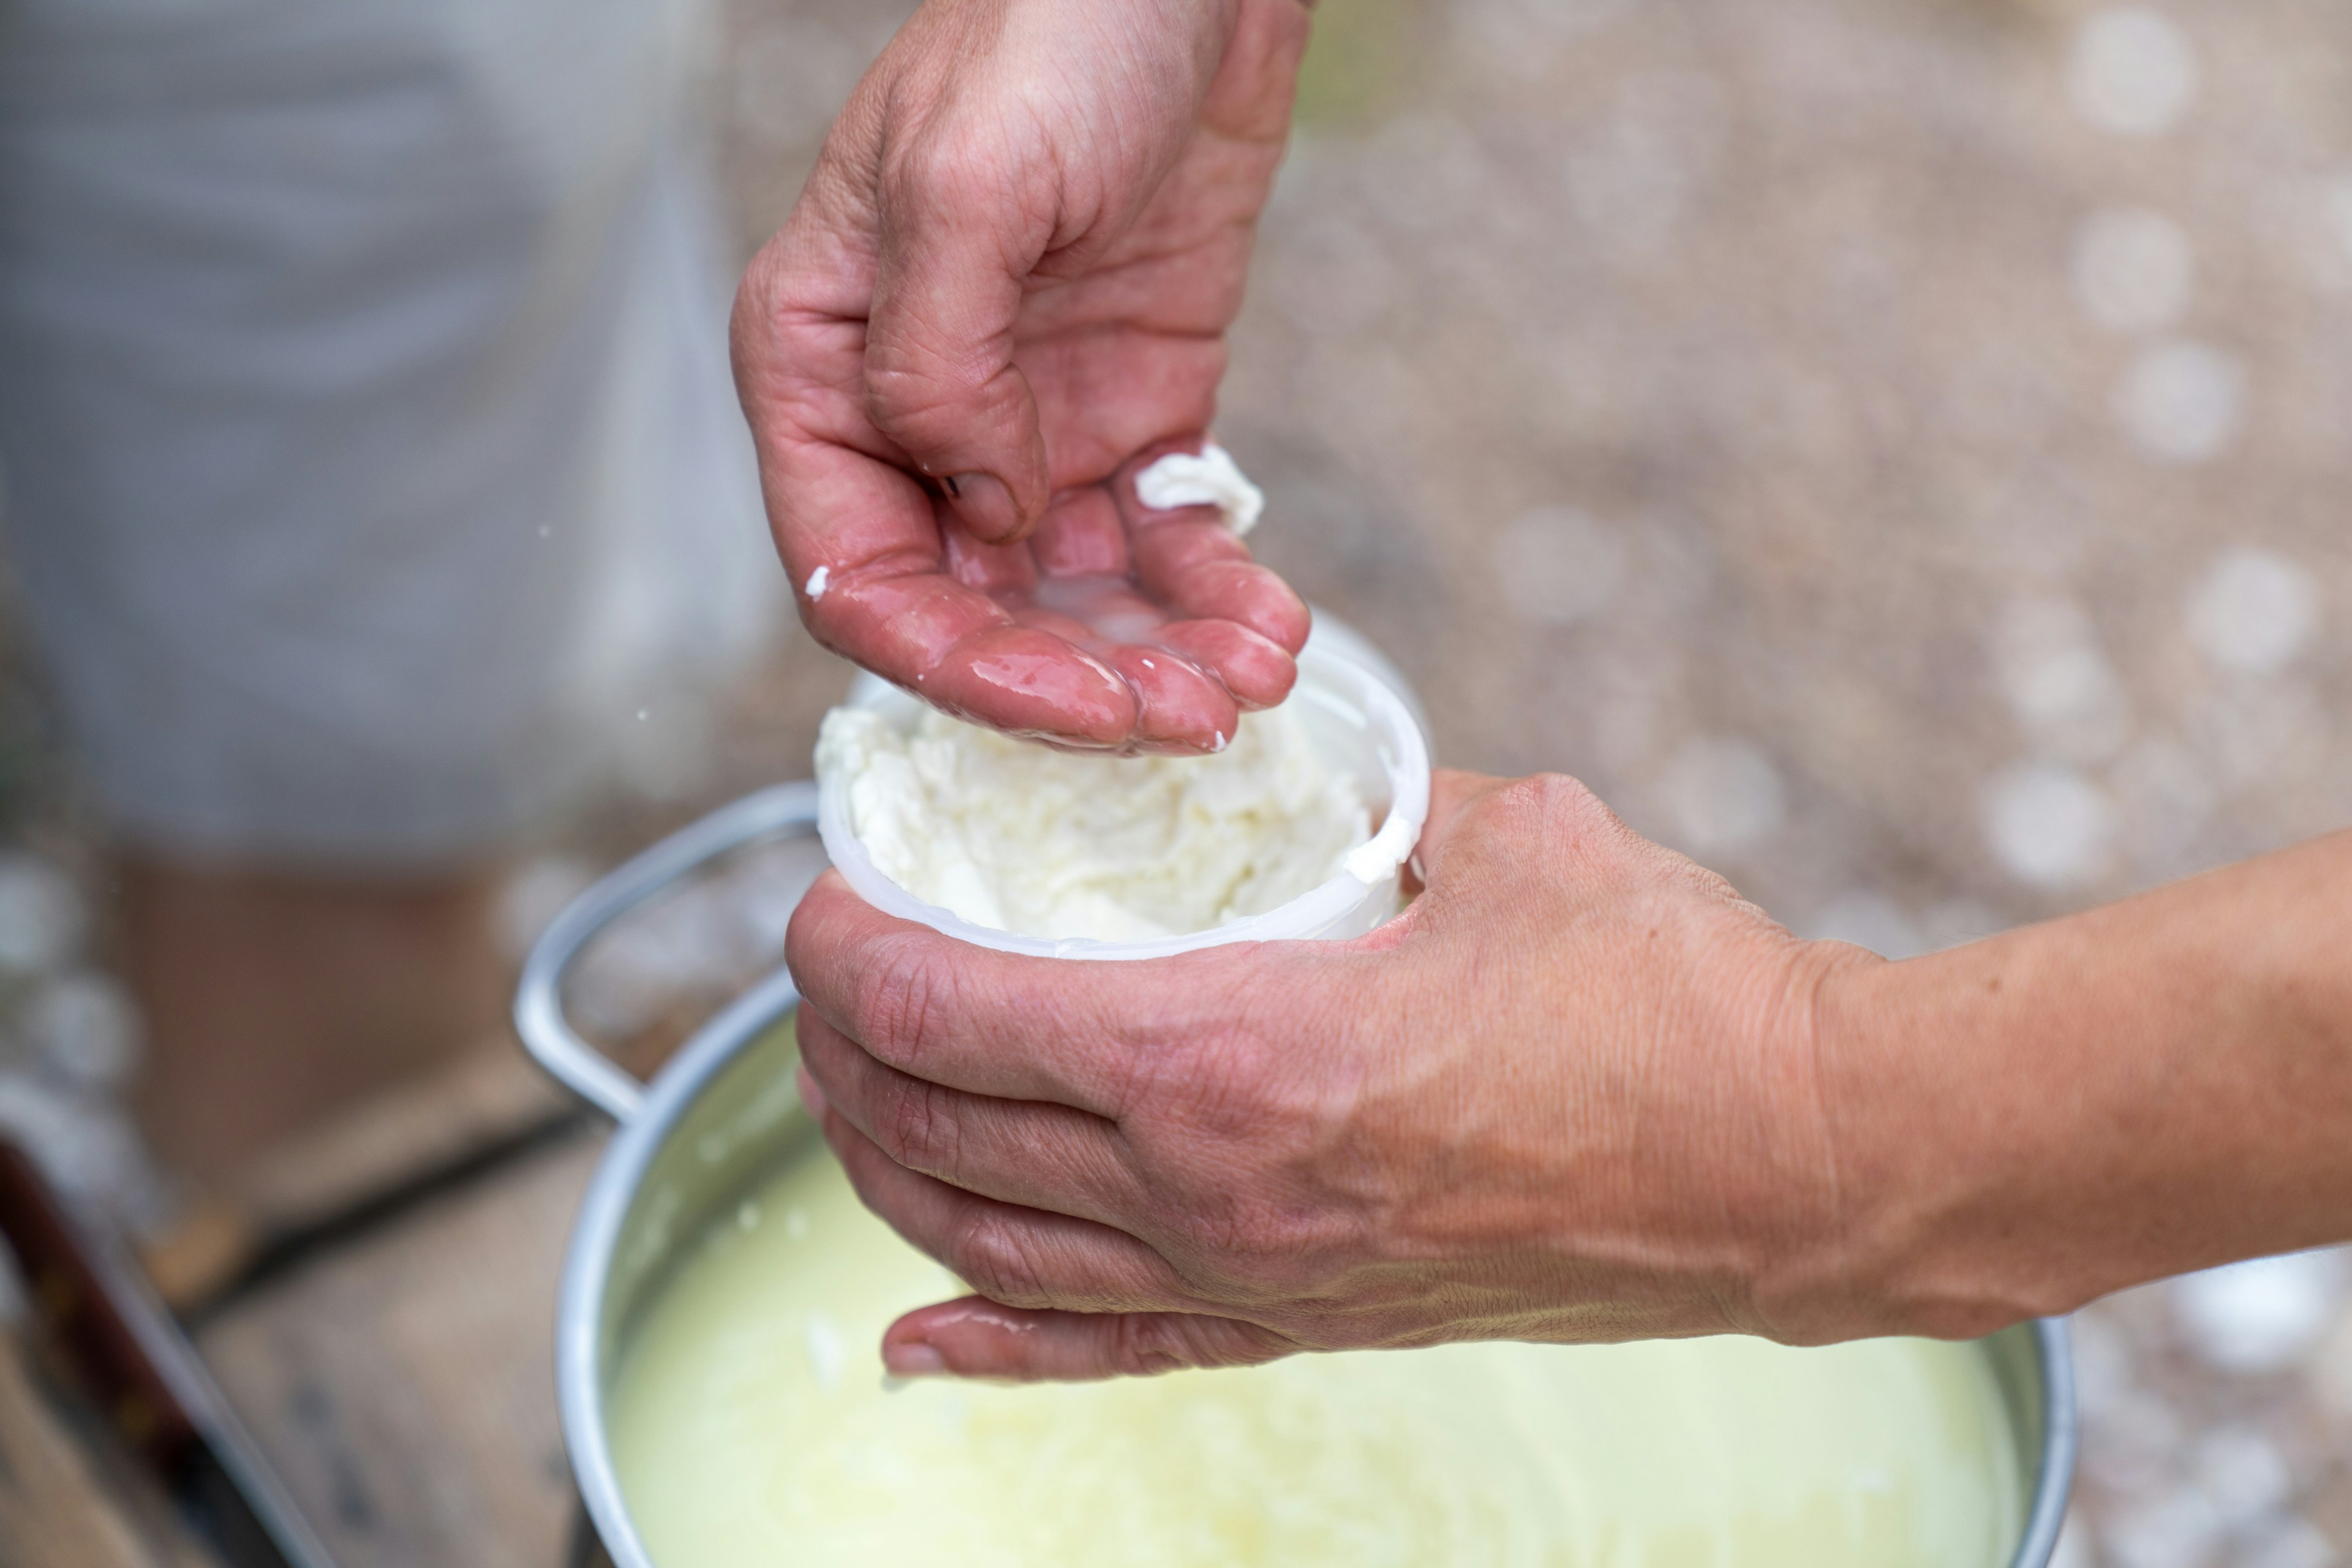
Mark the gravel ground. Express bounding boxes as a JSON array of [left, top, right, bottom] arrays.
[[1, 0, 2349, 1562]]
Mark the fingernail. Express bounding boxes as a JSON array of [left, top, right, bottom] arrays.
[[948, 472, 1024, 543], [796, 1068, 829, 1119], [884, 1341, 945, 1377]]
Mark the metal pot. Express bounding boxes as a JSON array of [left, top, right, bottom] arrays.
[[518, 783, 2079, 1568]]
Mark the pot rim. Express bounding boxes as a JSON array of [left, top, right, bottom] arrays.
[[557, 962, 805, 1568]]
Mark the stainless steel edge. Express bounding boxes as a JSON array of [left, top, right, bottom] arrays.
[[514, 782, 820, 1123], [2016, 1316, 2079, 1567], [559, 969, 804, 1568]]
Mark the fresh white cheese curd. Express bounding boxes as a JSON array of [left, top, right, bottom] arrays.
[[608, 1144, 2028, 1568], [814, 703, 1370, 943], [1133, 442, 1267, 535]]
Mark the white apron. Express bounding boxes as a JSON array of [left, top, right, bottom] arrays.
[[0, 0, 779, 864]]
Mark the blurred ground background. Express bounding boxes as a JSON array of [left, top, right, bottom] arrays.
[[2, 0, 2350, 1564]]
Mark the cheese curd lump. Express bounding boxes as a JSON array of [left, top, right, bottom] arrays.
[[815, 702, 1370, 941], [608, 1143, 2027, 1568]]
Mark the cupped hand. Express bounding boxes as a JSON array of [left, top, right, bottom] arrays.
[[734, 0, 1314, 753], [785, 769, 1891, 1382]]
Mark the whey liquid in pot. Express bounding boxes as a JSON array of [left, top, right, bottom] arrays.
[[606, 1136, 2027, 1568]]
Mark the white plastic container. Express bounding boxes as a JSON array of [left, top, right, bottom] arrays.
[[816, 621, 1433, 960]]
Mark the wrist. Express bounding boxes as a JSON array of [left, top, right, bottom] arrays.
[[1734, 935, 1904, 1344], [1797, 934, 2091, 1342]]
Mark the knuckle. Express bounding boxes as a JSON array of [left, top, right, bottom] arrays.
[[1488, 772, 1609, 834], [1161, 1020, 1282, 1140], [949, 1212, 1051, 1308], [863, 345, 1026, 448], [1109, 1316, 1286, 1377], [1205, 1319, 1294, 1368], [878, 118, 1042, 238], [873, 1074, 959, 1177], [1109, 1316, 1192, 1378], [850, 936, 960, 1067], [1163, 1200, 1286, 1295], [879, 126, 982, 203], [735, 238, 788, 313], [728, 262, 775, 350], [1461, 772, 1638, 878], [864, 356, 974, 423]]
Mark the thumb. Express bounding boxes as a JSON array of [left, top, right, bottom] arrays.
[[863, 140, 1052, 545], [883, 1298, 1298, 1382], [1401, 768, 1510, 897]]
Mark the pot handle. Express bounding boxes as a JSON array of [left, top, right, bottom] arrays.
[[513, 781, 821, 1123]]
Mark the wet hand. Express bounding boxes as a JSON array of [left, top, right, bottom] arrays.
[[734, 0, 1314, 753]]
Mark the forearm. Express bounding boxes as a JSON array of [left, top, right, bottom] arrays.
[[1817, 829, 2352, 1338]]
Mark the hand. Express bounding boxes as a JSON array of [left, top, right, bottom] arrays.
[[735, 0, 1314, 754], [786, 769, 1884, 1381]]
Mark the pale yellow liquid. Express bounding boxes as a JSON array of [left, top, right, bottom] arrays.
[[609, 1151, 2024, 1568]]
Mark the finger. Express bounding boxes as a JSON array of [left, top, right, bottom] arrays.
[[1020, 327, 1224, 488], [1404, 769, 1510, 895], [1152, 619, 1298, 711], [864, 131, 1052, 542], [780, 488, 1152, 744], [1141, 548, 1310, 663], [1005, 601, 1109, 646], [789, 872, 1236, 1112], [818, 1106, 1191, 1314], [1017, 493, 1259, 750], [1028, 486, 1129, 577], [883, 1298, 1298, 1382], [973, 624, 1237, 757], [734, 255, 1006, 673], [1096, 644, 1240, 754], [941, 518, 1038, 597], [1123, 513, 1310, 659], [788, 537, 1142, 745], [918, 622, 1140, 745], [1115, 449, 1311, 658], [1018, 229, 1258, 340], [1028, 572, 1166, 645], [737, 255, 1141, 748], [797, 1008, 1147, 1226], [1197, 0, 1316, 146]]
